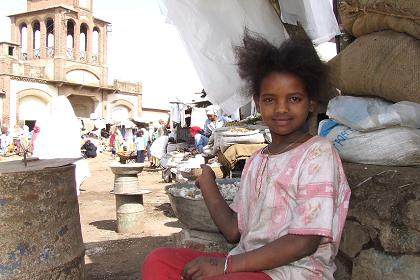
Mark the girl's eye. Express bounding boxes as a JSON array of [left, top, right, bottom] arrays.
[[289, 96, 302, 103], [263, 97, 274, 103]]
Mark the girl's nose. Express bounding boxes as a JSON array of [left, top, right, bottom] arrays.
[[275, 100, 289, 113]]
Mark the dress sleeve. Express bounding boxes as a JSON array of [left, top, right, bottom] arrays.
[[288, 141, 343, 241]]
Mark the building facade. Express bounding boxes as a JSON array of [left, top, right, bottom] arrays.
[[0, 0, 142, 131]]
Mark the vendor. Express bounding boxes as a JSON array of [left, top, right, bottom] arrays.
[[81, 139, 97, 158], [190, 126, 207, 153], [203, 106, 230, 137]]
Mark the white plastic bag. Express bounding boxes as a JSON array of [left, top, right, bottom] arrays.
[[327, 96, 420, 132], [318, 119, 420, 166]]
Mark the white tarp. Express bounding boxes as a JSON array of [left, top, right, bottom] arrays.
[[159, 0, 287, 115], [278, 0, 340, 45]]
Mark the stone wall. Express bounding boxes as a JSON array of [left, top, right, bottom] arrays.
[[335, 163, 420, 279]]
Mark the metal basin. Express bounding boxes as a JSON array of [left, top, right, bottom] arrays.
[[109, 163, 144, 175], [165, 178, 239, 233]]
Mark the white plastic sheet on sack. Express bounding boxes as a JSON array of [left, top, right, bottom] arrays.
[[159, 0, 287, 114], [220, 133, 266, 153], [278, 0, 341, 45], [318, 119, 420, 166], [327, 96, 420, 132], [210, 127, 265, 154]]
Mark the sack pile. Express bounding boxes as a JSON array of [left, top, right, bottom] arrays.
[[322, 1, 420, 166], [319, 97, 420, 166], [339, 0, 420, 39]]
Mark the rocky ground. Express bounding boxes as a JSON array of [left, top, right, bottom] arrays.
[[78, 152, 182, 279]]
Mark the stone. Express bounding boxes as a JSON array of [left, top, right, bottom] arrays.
[[334, 253, 352, 280], [343, 163, 420, 253], [352, 248, 420, 280], [340, 220, 371, 258]]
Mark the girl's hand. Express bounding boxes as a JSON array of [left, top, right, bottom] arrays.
[[181, 256, 224, 280], [195, 164, 216, 189]]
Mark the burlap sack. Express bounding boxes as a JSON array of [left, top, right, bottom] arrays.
[[328, 31, 420, 103], [340, 0, 420, 39]]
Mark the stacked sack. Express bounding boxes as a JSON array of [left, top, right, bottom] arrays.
[[319, 96, 420, 165], [321, 0, 420, 166]]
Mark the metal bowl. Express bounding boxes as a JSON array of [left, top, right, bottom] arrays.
[[165, 178, 239, 232]]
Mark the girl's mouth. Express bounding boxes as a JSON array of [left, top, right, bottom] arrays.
[[272, 117, 293, 125]]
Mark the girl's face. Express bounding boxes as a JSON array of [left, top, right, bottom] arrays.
[[254, 72, 313, 138]]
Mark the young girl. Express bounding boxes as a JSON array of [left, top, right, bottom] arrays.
[[142, 32, 351, 279]]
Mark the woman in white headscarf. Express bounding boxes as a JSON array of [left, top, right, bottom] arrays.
[[32, 96, 90, 195]]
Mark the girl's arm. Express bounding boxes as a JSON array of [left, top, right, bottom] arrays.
[[230, 234, 321, 273], [196, 165, 240, 243], [181, 232, 321, 279]]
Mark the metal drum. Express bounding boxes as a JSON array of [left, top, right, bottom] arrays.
[[109, 163, 150, 233], [115, 190, 150, 233], [0, 159, 85, 280]]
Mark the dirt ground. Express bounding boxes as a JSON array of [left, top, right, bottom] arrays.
[[78, 151, 182, 279]]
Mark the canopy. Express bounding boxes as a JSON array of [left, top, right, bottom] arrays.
[[159, 0, 287, 114]]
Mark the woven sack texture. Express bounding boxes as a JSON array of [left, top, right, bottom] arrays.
[[340, 0, 420, 39], [328, 30, 420, 103]]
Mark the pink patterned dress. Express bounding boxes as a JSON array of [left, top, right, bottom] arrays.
[[229, 136, 351, 279]]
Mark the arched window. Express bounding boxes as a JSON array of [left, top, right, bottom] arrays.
[[46, 18, 54, 57], [20, 23, 28, 60], [92, 27, 100, 63], [32, 20, 41, 59], [66, 20, 75, 59], [80, 23, 88, 61]]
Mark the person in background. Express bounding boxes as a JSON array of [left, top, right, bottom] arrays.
[[141, 127, 152, 161], [134, 130, 148, 163], [190, 126, 208, 153], [142, 33, 350, 279], [203, 106, 230, 138], [157, 119, 169, 138], [81, 139, 97, 158], [109, 131, 117, 159], [0, 128, 11, 156]]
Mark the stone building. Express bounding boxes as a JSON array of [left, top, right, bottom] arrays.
[[0, 0, 142, 131]]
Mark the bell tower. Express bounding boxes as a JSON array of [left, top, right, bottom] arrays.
[[9, 0, 109, 86], [2, 0, 142, 128], [27, 0, 93, 13]]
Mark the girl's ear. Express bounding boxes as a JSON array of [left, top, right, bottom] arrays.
[[253, 95, 261, 113]]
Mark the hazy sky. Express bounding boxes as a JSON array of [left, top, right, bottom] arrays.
[[0, 0, 203, 109]]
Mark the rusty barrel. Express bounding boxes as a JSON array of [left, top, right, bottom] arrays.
[[0, 159, 85, 280]]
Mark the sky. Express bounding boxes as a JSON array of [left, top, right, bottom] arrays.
[[0, 0, 203, 110]]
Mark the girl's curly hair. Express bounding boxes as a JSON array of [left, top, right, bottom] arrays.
[[234, 30, 328, 99]]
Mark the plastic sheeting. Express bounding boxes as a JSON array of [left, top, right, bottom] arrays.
[[278, 0, 340, 45], [159, 0, 287, 115]]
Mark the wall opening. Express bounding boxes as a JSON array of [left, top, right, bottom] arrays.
[[20, 23, 28, 60], [46, 18, 54, 57], [92, 27, 99, 63], [32, 20, 41, 58], [80, 23, 88, 61], [66, 20, 75, 59]]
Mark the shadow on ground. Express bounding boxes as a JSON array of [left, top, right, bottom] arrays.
[[89, 220, 116, 231], [154, 203, 176, 218], [85, 236, 173, 280]]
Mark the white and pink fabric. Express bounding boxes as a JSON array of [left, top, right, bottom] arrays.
[[230, 136, 351, 279]]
